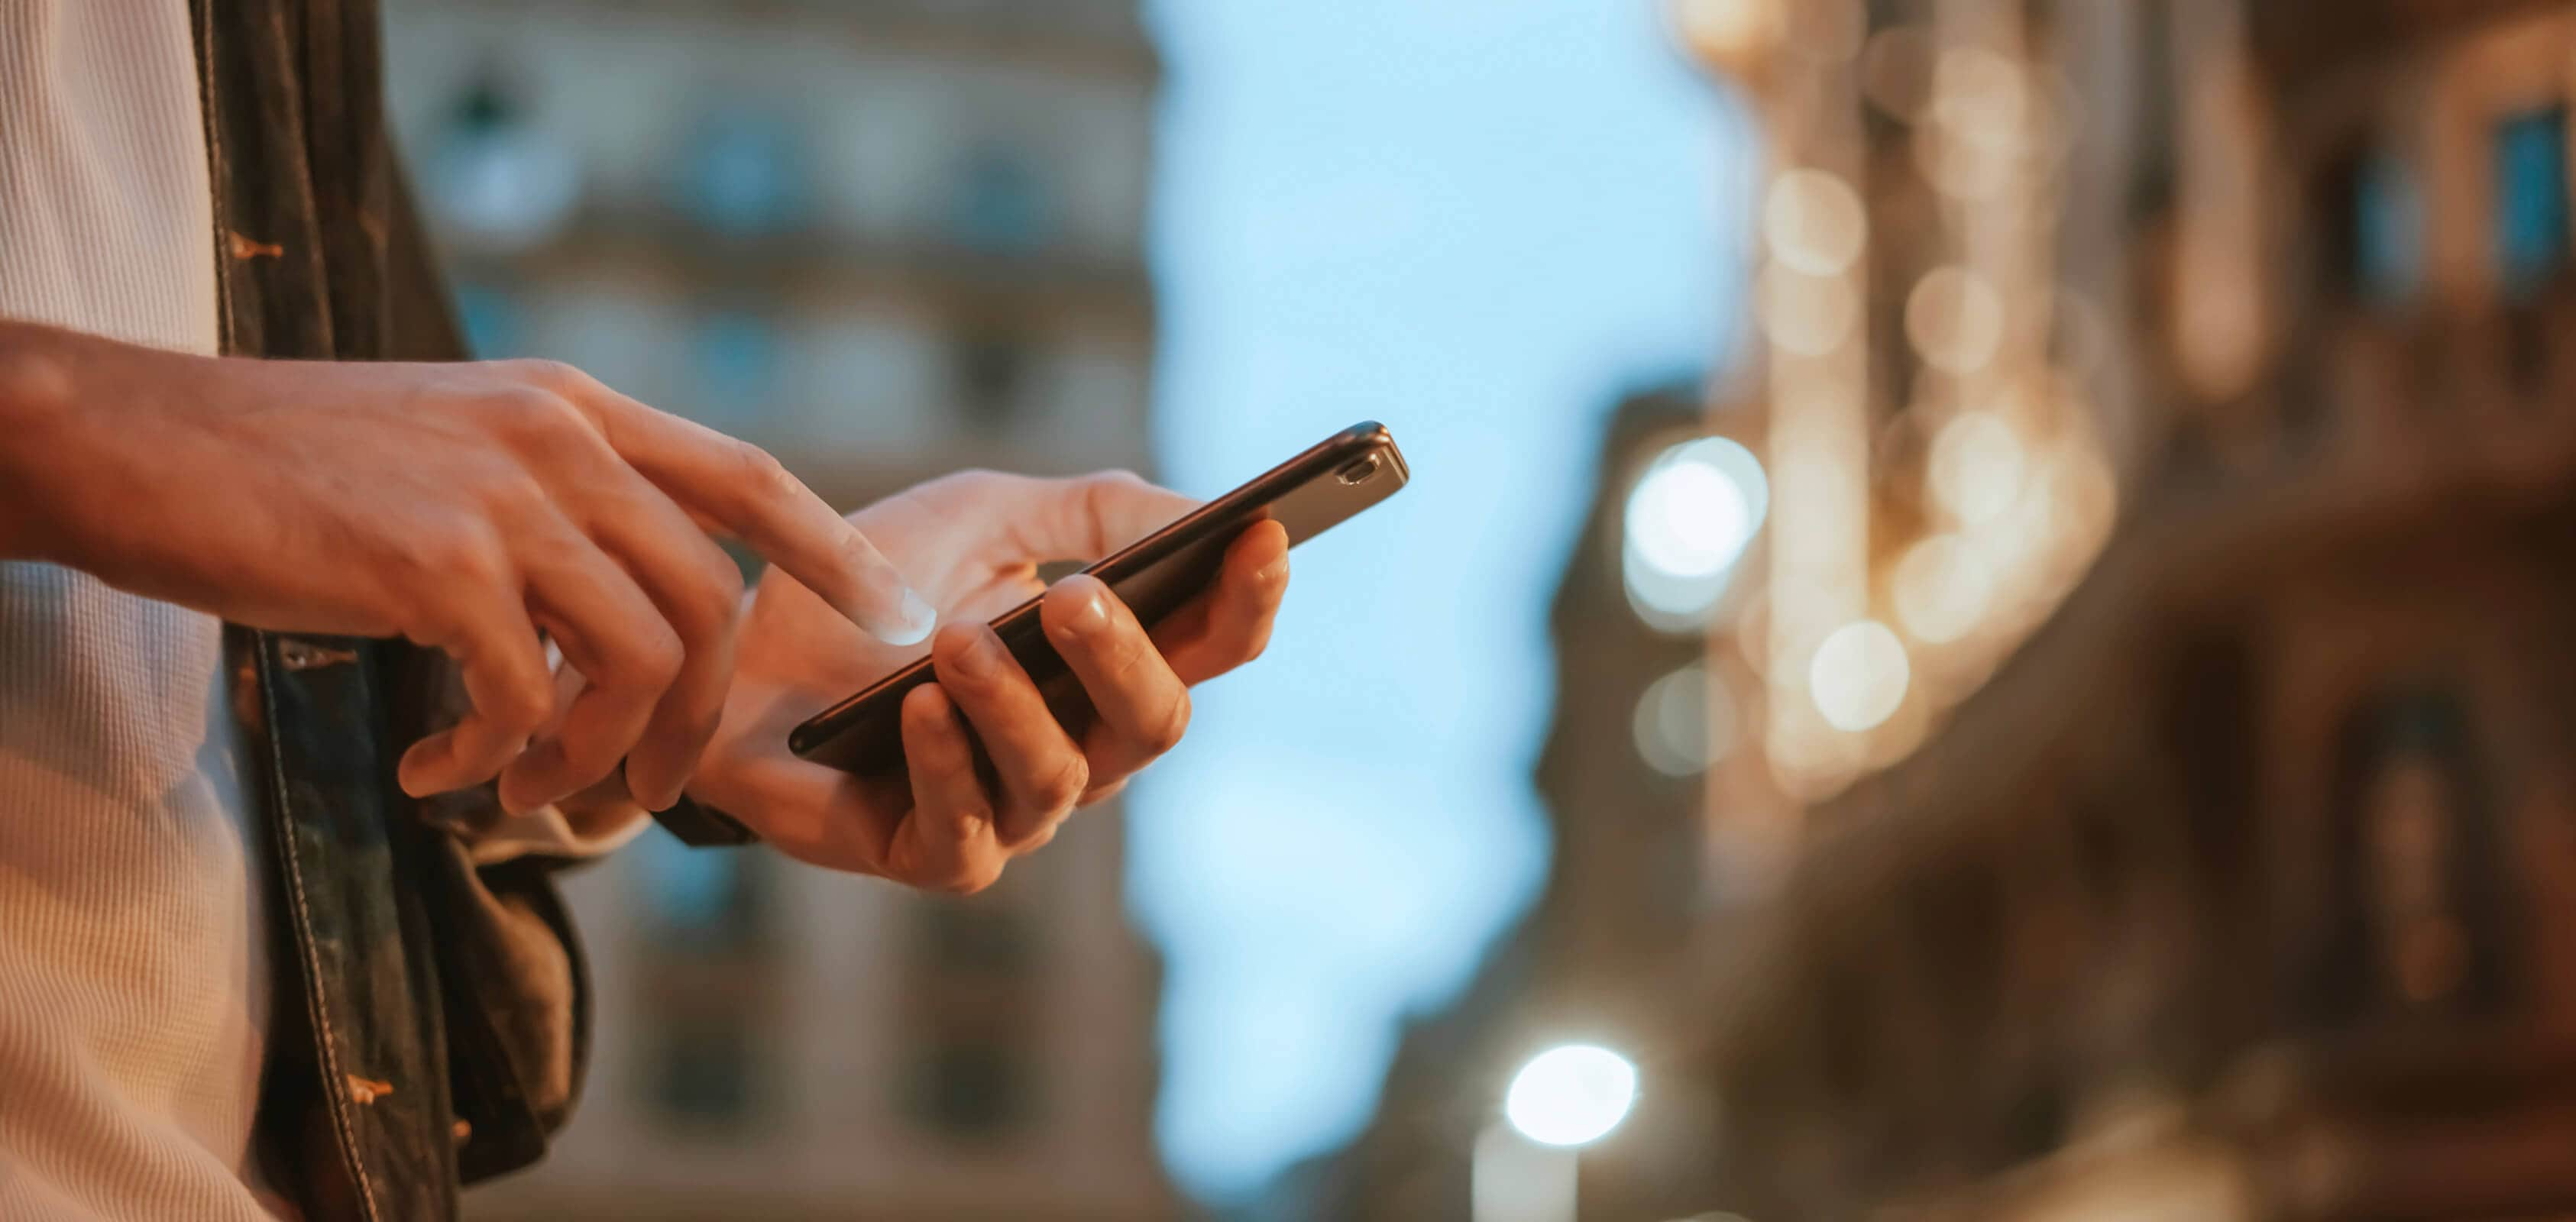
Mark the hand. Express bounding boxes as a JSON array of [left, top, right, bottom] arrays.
[[0, 322, 930, 813], [682, 469, 1291, 891]]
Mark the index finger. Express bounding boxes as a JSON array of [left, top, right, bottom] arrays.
[[579, 387, 934, 647]]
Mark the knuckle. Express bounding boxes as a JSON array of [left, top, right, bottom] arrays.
[[481, 386, 587, 449], [681, 550, 748, 638], [607, 622, 684, 690], [555, 736, 621, 785], [727, 439, 798, 501], [484, 383, 568, 425], [471, 469, 552, 521], [687, 704, 727, 753], [933, 630, 999, 693], [1032, 753, 1090, 815], [1231, 620, 1277, 666], [502, 357, 591, 396], [1141, 693, 1191, 755], [484, 675, 552, 735], [918, 467, 1017, 506], [417, 519, 508, 587], [641, 627, 686, 687], [1101, 623, 1155, 679]]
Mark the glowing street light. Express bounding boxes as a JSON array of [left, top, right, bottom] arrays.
[[1504, 1044, 1639, 1147], [1623, 436, 1769, 631], [1477, 1046, 1640, 1222]]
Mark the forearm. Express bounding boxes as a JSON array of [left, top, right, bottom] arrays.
[[0, 319, 89, 563], [0, 318, 220, 571]]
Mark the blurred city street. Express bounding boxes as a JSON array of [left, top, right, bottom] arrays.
[[378, 0, 2576, 1219]]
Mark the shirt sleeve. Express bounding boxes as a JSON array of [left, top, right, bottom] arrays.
[[446, 797, 652, 866]]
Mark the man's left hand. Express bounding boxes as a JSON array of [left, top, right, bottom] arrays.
[[676, 469, 1289, 891]]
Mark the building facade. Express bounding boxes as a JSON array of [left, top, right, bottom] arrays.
[[1280, 385, 1743, 1222], [379, 2, 1177, 1217], [1690, 0, 2576, 1217], [1321, 1, 2576, 1219]]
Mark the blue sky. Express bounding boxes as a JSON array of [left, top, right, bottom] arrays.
[[1128, 0, 1752, 1203]]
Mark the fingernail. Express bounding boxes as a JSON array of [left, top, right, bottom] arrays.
[[860, 588, 937, 648], [1065, 589, 1112, 639], [397, 745, 446, 799], [951, 627, 1006, 681], [500, 742, 565, 816]]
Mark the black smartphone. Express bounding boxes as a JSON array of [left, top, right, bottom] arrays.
[[788, 421, 1411, 775]]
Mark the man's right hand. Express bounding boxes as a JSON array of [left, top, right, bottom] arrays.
[[0, 321, 932, 814]]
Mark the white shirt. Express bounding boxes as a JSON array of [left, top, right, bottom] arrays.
[[0, 6, 656, 1214], [0, 3, 270, 1217]]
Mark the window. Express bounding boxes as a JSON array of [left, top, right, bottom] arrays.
[[634, 830, 770, 952], [429, 71, 578, 251], [951, 328, 1033, 427], [681, 108, 808, 238], [2354, 154, 2424, 302], [916, 895, 1034, 971], [449, 282, 526, 359], [901, 898, 1040, 1142], [2494, 105, 2571, 299], [2128, 2, 2178, 223], [907, 1039, 1029, 1140], [950, 148, 1051, 253], [688, 309, 782, 426], [647, 1013, 760, 1129], [2319, 144, 2422, 306]]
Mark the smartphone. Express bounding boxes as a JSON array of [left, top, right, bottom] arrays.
[[788, 421, 1410, 775]]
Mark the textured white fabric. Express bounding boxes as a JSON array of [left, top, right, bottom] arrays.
[[0, 2, 279, 1219], [0, 6, 658, 1214]]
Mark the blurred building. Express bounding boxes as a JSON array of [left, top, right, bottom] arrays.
[[380, 2, 1177, 1217], [1687, 0, 2576, 1217], [1323, 1, 2576, 1220], [1275, 384, 1743, 1222]]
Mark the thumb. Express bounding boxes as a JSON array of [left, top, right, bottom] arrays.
[[999, 470, 1198, 562]]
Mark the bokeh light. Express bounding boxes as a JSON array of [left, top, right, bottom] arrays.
[[1504, 1045, 1639, 1147], [1623, 436, 1771, 629], [1904, 266, 2005, 373], [1860, 25, 1936, 119], [1891, 534, 1993, 645], [1758, 263, 1860, 357], [1765, 169, 1867, 276], [1809, 620, 1910, 732], [1633, 664, 1736, 777], [1630, 459, 1752, 578], [1927, 412, 2025, 525], [1929, 47, 2027, 138]]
